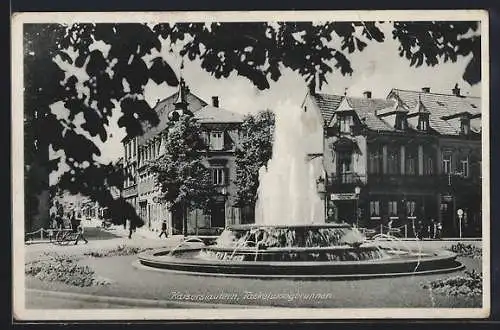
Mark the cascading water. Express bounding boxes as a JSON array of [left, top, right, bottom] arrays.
[[255, 102, 325, 226]]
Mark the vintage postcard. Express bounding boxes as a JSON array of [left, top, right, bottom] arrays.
[[12, 10, 490, 320]]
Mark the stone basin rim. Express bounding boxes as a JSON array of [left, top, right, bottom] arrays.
[[137, 246, 459, 267]]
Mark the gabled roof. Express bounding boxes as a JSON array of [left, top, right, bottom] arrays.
[[388, 89, 481, 136], [138, 91, 208, 144], [311, 93, 397, 132], [344, 97, 397, 132], [310, 93, 344, 124], [194, 105, 244, 124]]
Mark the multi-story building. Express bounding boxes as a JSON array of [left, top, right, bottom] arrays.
[[122, 78, 244, 235], [302, 86, 482, 237]]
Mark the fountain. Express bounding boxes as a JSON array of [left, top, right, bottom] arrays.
[[138, 102, 463, 279]]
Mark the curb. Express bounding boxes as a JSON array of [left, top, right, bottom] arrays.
[[26, 289, 262, 309]]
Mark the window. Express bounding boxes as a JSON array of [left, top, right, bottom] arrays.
[[461, 156, 469, 178], [388, 201, 398, 217], [406, 150, 417, 175], [339, 115, 353, 133], [370, 201, 380, 218], [406, 201, 416, 218], [461, 117, 470, 135], [387, 147, 400, 175], [395, 113, 407, 130], [442, 153, 452, 174], [337, 151, 352, 183], [418, 115, 429, 131], [425, 157, 434, 175], [210, 131, 224, 150], [211, 167, 227, 186], [368, 147, 382, 174]]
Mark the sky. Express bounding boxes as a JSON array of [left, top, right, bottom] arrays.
[[48, 22, 481, 186]]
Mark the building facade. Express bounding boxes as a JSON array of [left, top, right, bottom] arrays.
[[122, 79, 244, 235], [302, 86, 482, 238]]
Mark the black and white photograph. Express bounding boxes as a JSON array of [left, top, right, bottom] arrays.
[[12, 10, 490, 320]]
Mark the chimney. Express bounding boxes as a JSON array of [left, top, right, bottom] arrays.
[[363, 91, 372, 99], [452, 83, 461, 96], [212, 96, 219, 108], [421, 87, 431, 93]]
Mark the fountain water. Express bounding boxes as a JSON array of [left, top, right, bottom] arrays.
[[137, 102, 464, 278], [255, 102, 325, 226]]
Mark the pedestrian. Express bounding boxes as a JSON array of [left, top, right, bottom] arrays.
[[436, 221, 443, 239], [74, 219, 88, 245], [128, 222, 135, 239], [159, 219, 168, 238], [70, 210, 78, 233], [56, 203, 64, 229]]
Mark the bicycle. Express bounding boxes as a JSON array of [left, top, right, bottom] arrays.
[[53, 228, 78, 245]]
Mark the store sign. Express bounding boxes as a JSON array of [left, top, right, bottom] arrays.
[[330, 193, 357, 200], [442, 195, 453, 202]]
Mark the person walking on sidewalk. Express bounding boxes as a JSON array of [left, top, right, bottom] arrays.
[[74, 215, 88, 245], [128, 222, 136, 239], [159, 219, 168, 238]]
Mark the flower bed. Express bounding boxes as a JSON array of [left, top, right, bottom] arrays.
[[422, 270, 482, 297], [447, 243, 482, 259], [25, 254, 111, 287], [84, 244, 152, 258]]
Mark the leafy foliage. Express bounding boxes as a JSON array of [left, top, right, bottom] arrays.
[[447, 243, 482, 259], [392, 21, 480, 84], [234, 110, 275, 207], [25, 253, 110, 287], [149, 115, 216, 218], [422, 270, 482, 297], [24, 23, 177, 228], [84, 244, 152, 258]]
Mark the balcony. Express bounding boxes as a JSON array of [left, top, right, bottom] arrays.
[[362, 172, 480, 193], [327, 173, 366, 186], [122, 184, 137, 198], [367, 174, 436, 188]]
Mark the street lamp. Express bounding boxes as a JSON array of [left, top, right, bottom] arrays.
[[354, 186, 361, 228]]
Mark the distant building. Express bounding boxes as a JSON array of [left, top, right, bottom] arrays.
[[122, 78, 244, 235], [302, 86, 482, 237]]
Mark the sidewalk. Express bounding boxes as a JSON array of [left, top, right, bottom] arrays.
[[23, 223, 184, 262]]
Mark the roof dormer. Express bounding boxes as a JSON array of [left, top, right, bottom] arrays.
[[441, 111, 473, 136], [377, 95, 409, 131], [408, 94, 430, 132], [329, 98, 361, 136], [460, 113, 471, 135]]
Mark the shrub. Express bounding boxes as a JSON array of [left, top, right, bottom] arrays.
[[84, 244, 152, 258], [25, 254, 110, 287], [447, 243, 482, 258], [422, 270, 482, 297]]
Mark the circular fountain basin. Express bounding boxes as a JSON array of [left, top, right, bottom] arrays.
[[137, 224, 464, 279]]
